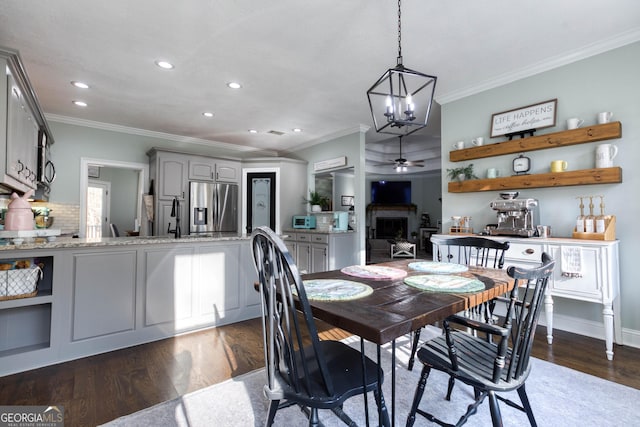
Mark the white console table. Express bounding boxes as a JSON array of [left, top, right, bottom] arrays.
[[431, 234, 621, 360]]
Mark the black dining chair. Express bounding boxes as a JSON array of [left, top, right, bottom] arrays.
[[408, 236, 511, 370], [406, 252, 555, 427], [251, 226, 389, 427]]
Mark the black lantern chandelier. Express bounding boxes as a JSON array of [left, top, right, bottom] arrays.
[[367, 0, 437, 136]]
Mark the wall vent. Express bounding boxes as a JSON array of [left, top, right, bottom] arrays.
[[267, 130, 285, 136]]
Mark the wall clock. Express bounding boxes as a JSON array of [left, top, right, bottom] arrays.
[[512, 154, 531, 175]]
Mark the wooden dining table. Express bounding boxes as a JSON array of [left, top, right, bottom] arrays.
[[301, 258, 514, 427]]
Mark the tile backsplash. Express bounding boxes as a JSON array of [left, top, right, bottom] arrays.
[[1, 199, 80, 235]]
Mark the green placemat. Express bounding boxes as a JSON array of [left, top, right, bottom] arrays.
[[403, 274, 484, 293], [299, 279, 374, 301], [408, 261, 469, 274], [340, 265, 408, 280]]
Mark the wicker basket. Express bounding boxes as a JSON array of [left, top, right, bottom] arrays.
[[0, 265, 42, 301]]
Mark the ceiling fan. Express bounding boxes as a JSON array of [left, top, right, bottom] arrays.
[[373, 136, 424, 171]]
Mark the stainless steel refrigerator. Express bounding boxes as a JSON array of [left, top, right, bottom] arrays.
[[189, 181, 238, 234]]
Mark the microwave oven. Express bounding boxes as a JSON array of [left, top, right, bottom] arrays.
[[292, 215, 316, 229]]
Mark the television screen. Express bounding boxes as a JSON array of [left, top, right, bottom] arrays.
[[371, 181, 411, 204]]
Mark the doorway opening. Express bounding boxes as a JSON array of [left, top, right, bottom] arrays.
[[79, 158, 148, 238], [86, 180, 111, 238]]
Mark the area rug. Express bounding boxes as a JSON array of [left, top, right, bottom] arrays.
[[102, 334, 639, 426]]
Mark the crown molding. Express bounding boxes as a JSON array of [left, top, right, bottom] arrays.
[[436, 29, 640, 105], [45, 114, 267, 153], [285, 125, 370, 154]]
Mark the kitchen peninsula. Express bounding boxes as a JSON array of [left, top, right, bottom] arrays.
[[0, 234, 261, 376]]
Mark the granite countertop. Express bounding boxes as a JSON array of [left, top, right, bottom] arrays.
[[282, 228, 355, 235], [0, 233, 249, 251]]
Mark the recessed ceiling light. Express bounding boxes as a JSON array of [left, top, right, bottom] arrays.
[[248, 129, 258, 133], [227, 82, 242, 89], [73, 100, 88, 107], [292, 128, 303, 133], [203, 112, 214, 118], [155, 60, 174, 70], [71, 81, 89, 89]]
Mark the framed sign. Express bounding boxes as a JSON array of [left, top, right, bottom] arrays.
[[490, 99, 557, 138], [341, 195, 354, 206]]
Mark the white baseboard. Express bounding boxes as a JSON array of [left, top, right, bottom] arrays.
[[495, 306, 640, 350], [537, 313, 640, 349]]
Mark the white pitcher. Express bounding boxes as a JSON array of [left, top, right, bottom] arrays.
[[595, 144, 618, 168]]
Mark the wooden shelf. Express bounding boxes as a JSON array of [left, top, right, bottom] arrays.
[[450, 121, 622, 162], [448, 167, 622, 193]]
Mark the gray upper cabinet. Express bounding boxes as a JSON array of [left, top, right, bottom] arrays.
[[0, 48, 52, 194], [215, 160, 239, 182], [6, 74, 38, 189], [157, 153, 188, 200], [188, 158, 239, 182], [188, 158, 216, 181]]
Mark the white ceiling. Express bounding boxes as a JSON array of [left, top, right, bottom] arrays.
[[1, 1, 639, 174]]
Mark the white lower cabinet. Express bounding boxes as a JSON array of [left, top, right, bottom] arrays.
[[285, 231, 357, 273], [545, 241, 620, 360], [431, 234, 620, 360]]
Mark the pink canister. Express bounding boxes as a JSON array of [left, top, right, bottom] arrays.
[[5, 190, 35, 231]]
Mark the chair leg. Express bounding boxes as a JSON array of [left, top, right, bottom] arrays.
[[265, 400, 279, 427], [331, 405, 357, 427], [487, 391, 503, 427], [308, 407, 320, 427], [408, 328, 422, 371], [373, 389, 391, 427], [445, 375, 456, 401], [406, 365, 431, 427], [517, 384, 538, 427]]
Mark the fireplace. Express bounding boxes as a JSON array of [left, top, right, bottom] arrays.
[[375, 217, 408, 239]]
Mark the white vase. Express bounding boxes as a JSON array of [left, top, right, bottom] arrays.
[[311, 205, 322, 212], [457, 173, 466, 182]]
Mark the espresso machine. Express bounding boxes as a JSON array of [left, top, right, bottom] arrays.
[[489, 192, 539, 237]]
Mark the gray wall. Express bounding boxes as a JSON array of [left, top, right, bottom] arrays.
[[48, 121, 247, 204], [440, 42, 640, 342], [99, 167, 138, 233], [292, 130, 367, 264]]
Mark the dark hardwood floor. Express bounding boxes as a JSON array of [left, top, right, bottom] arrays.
[[0, 317, 638, 426]]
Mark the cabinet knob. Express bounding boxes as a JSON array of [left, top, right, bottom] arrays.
[[525, 248, 535, 254]]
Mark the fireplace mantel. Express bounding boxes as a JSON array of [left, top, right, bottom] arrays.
[[366, 203, 417, 213]]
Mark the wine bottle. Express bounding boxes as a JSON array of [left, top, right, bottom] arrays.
[[584, 196, 595, 233], [596, 195, 607, 233], [576, 196, 585, 233]]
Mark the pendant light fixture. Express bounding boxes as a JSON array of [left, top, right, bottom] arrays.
[[367, 0, 437, 136]]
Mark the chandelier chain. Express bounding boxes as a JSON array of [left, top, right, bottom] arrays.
[[397, 0, 402, 64]]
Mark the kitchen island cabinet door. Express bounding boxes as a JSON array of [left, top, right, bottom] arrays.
[[144, 247, 194, 327], [196, 244, 241, 320], [72, 251, 136, 341]]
